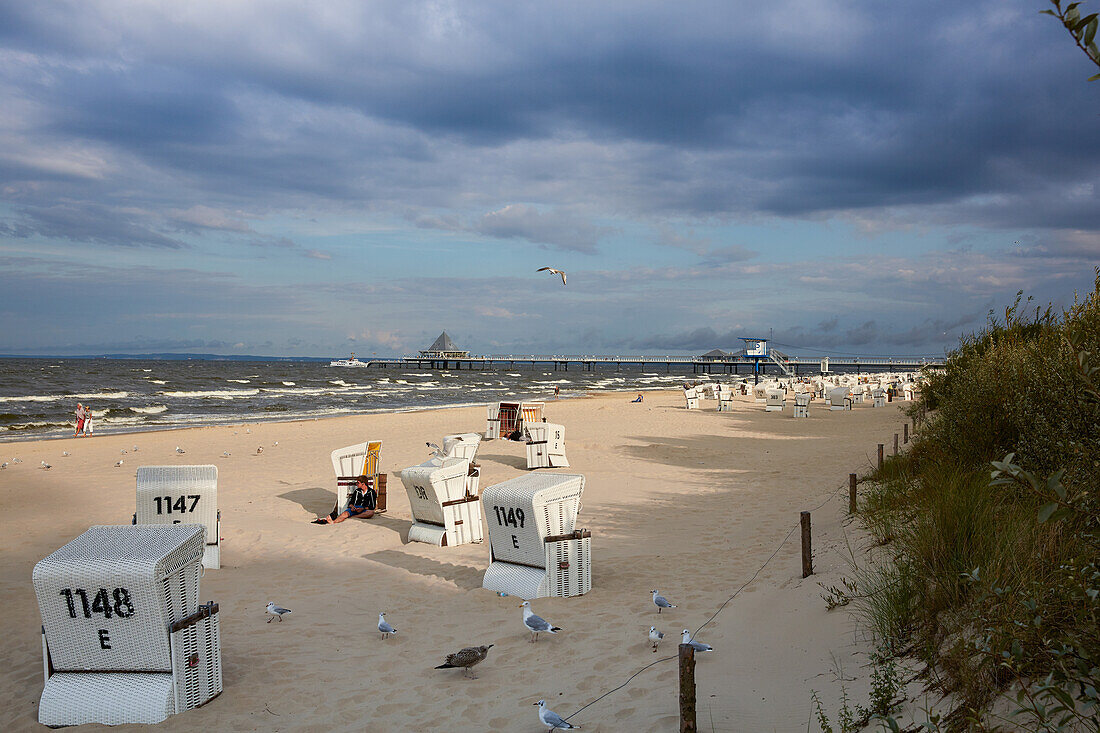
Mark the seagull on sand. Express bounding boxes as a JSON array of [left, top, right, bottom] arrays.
[[175, 446, 185, 454], [681, 629, 713, 653], [651, 589, 676, 613], [435, 644, 494, 678], [378, 612, 397, 639], [520, 601, 561, 642], [132, 445, 139, 452], [1, 463, 7, 470], [537, 267, 567, 286], [256, 446, 264, 455], [40, 460, 52, 470], [534, 699, 579, 730], [648, 626, 664, 652], [62, 451, 70, 457], [115, 459, 124, 467], [120, 449, 127, 454], [266, 602, 291, 622], [222, 451, 231, 458]]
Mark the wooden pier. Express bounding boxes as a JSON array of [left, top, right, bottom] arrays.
[[351, 354, 943, 375]]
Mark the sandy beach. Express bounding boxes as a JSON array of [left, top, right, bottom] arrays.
[[0, 388, 912, 732]]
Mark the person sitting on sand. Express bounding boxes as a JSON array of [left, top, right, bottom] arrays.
[[632, 393, 643, 402], [314, 475, 376, 524]]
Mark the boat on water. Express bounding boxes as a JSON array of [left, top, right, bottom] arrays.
[[329, 353, 370, 367]]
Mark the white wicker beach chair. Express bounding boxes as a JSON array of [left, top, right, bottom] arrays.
[[485, 404, 501, 439], [134, 465, 220, 569], [401, 457, 483, 546], [443, 432, 482, 461], [481, 473, 590, 599], [793, 392, 811, 418], [525, 422, 569, 469], [34, 525, 222, 727], [684, 388, 700, 410], [329, 441, 382, 517], [765, 388, 786, 412], [871, 388, 887, 408], [827, 387, 852, 411]]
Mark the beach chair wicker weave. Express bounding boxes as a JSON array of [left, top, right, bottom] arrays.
[[34, 525, 222, 726], [765, 389, 785, 412], [135, 465, 220, 569], [481, 473, 590, 599]]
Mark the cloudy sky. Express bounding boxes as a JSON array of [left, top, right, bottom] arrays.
[[1, 1, 1097, 357]]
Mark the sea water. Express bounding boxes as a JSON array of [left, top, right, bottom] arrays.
[[0, 358, 698, 441]]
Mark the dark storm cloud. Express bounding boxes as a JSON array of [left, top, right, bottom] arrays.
[[1, 1, 1095, 234]]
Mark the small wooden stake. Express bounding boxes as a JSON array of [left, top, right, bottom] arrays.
[[877, 444, 884, 470], [800, 511, 813, 578], [893, 433, 899, 456], [903, 423, 909, 444], [849, 473, 857, 514], [679, 644, 697, 732]]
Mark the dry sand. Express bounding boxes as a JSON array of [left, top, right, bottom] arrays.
[[0, 389, 914, 732]]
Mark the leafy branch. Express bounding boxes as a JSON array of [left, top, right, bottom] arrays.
[[1042, 0, 1100, 81]]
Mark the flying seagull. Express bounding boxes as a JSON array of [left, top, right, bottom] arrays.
[[681, 629, 713, 653], [651, 589, 676, 613], [266, 602, 291, 623], [648, 626, 664, 652], [537, 267, 567, 286], [378, 612, 397, 640], [435, 644, 494, 678], [534, 700, 579, 731], [520, 601, 561, 643]]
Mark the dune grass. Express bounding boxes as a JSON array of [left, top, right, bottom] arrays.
[[842, 273, 1100, 730]]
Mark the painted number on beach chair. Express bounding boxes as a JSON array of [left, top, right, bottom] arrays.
[[491, 505, 525, 529], [59, 587, 135, 620], [152, 494, 201, 515]]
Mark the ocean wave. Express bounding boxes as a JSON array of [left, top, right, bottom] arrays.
[[130, 405, 168, 414], [161, 389, 260, 398], [282, 381, 295, 386], [149, 379, 167, 384], [0, 390, 130, 403], [227, 379, 250, 384], [329, 379, 351, 386]]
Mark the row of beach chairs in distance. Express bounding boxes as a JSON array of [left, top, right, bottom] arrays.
[[686, 380, 919, 414]]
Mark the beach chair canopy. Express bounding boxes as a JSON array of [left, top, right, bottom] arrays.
[[34, 525, 222, 726]]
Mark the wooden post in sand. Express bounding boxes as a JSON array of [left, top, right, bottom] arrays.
[[800, 511, 813, 578], [903, 423, 909, 444], [679, 644, 697, 732], [877, 444, 884, 470], [849, 473, 857, 514], [893, 433, 899, 456]]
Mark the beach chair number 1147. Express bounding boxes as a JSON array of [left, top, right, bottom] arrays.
[[152, 495, 200, 514]]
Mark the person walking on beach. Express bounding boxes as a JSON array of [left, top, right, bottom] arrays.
[[83, 406, 93, 436], [74, 403, 86, 437]]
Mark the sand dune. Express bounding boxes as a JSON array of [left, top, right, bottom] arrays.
[[0, 389, 911, 731]]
